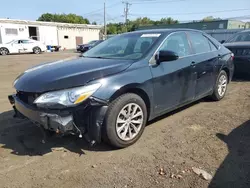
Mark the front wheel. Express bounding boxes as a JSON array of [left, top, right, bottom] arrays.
[[211, 70, 228, 101], [0, 48, 9, 56], [103, 93, 147, 148]]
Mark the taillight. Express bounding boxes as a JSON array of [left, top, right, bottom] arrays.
[[231, 53, 234, 61]]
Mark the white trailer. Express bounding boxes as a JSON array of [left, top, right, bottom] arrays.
[[0, 19, 59, 47], [0, 19, 102, 50]]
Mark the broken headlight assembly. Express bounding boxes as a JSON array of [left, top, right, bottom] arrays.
[[34, 83, 101, 108]]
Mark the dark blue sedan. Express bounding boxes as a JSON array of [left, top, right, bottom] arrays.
[[9, 29, 234, 148], [76, 40, 104, 53]]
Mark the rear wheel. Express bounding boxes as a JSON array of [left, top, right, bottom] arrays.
[[103, 93, 147, 148], [33, 47, 41, 54], [211, 70, 228, 101], [0, 48, 9, 56]]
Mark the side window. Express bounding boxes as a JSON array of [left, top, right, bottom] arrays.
[[22, 40, 33, 44], [208, 40, 217, 51], [159, 32, 191, 57], [188, 32, 211, 54]]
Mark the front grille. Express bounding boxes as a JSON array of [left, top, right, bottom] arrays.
[[17, 91, 40, 106], [228, 48, 250, 56]]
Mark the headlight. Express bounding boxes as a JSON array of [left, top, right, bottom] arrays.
[[34, 83, 101, 107]]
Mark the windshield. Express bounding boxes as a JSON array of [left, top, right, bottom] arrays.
[[6, 40, 15, 44], [226, 31, 250, 43], [83, 33, 161, 60]]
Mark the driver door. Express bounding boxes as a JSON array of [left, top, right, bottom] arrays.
[[21, 40, 34, 53], [150, 32, 196, 115]]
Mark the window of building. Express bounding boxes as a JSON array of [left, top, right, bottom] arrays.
[[5, 28, 18, 35], [64, 36, 69, 39], [219, 23, 224, 29]]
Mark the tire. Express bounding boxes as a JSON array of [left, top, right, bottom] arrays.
[[33, 47, 41, 54], [103, 93, 147, 148], [211, 70, 228, 101], [0, 48, 9, 56]]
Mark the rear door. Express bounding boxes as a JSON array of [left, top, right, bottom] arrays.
[[187, 31, 218, 98], [150, 32, 196, 115]]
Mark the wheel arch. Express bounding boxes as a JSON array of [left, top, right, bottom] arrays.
[[33, 46, 41, 50], [109, 84, 151, 120], [221, 66, 230, 83]]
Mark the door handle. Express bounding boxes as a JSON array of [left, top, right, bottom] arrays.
[[191, 61, 196, 67]]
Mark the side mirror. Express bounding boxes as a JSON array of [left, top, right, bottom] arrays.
[[220, 40, 225, 44], [156, 50, 179, 64]]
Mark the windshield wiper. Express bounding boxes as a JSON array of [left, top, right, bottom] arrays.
[[82, 56, 110, 59]]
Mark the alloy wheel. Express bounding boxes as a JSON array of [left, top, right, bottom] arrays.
[[116, 103, 144, 141], [34, 48, 41, 54], [218, 74, 227, 97], [0, 49, 8, 55]]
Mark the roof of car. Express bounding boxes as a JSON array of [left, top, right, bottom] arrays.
[[239, 29, 250, 33], [130, 28, 203, 34]]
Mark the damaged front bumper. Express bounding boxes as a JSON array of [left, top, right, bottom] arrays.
[[8, 94, 108, 144]]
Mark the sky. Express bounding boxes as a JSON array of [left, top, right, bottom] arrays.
[[0, 0, 250, 24]]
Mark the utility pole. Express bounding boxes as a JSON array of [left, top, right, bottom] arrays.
[[123, 1, 131, 32], [104, 1, 107, 39]]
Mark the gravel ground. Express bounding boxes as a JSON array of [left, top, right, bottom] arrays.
[[0, 52, 249, 188]]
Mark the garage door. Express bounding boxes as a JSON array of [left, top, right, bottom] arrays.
[[75, 36, 83, 45]]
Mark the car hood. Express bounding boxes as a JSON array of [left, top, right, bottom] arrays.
[[0, 44, 11, 48], [14, 57, 133, 93], [223, 42, 250, 48]]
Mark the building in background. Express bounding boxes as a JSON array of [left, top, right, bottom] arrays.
[[0, 19, 102, 49], [138, 19, 249, 30]]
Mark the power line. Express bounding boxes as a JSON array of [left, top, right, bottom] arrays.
[[82, 1, 121, 17], [108, 15, 124, 22], [129, 8, 250, 16], [131, 0, 187, 4]]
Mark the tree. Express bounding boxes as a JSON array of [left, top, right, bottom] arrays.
[[106, 16, 179, 35], [37, 13, 90, 24], [160, 17, 179, 24], [202, 16, 221, 22]]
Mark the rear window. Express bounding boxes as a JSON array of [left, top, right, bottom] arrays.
[[227, 32, 250, 42]]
